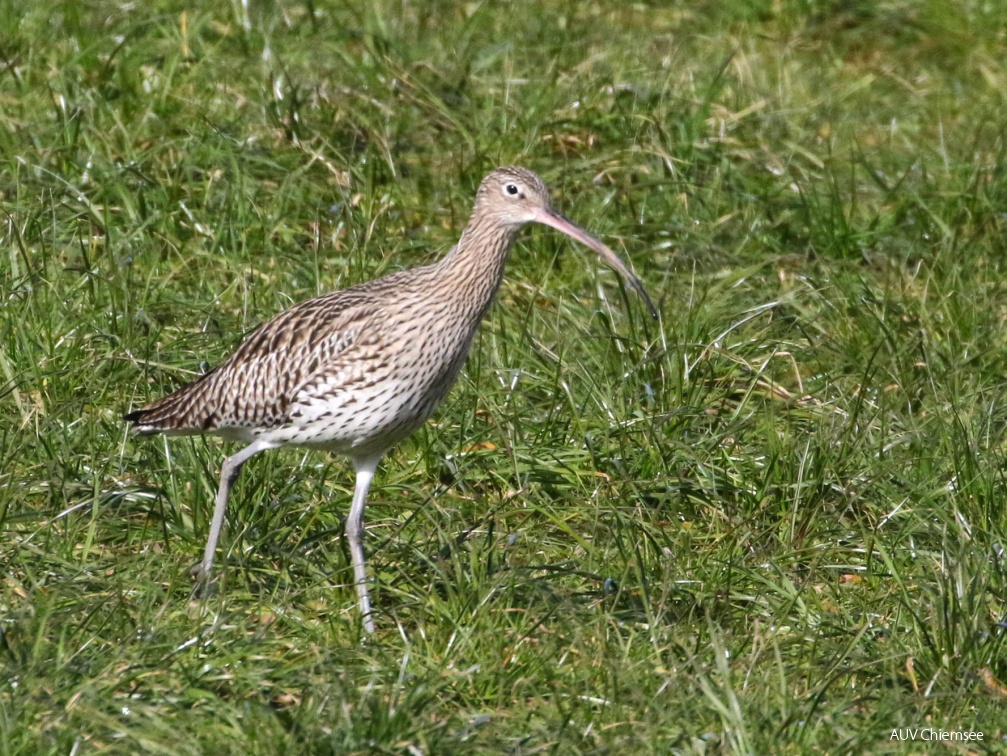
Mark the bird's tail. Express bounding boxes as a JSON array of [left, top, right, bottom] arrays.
[[123, 372, 219, 435]]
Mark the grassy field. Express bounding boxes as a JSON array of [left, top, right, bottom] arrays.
[[3, 0, 1007, 752]]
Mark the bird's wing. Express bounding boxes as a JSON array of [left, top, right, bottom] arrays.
[[124, 288, 383, 434]]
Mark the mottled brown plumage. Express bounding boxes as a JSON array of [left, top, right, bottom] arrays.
[[124, 166, 655, 633]]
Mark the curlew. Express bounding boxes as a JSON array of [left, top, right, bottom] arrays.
[[124, 166, 656, 633]]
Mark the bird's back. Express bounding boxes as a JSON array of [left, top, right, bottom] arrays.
[[124, 261, 480, 455]]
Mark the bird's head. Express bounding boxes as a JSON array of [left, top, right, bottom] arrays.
[[473, 166, 658, 318], [474, 166, 554, 226]]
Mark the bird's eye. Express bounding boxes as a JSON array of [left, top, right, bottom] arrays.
[[504, 182, 520, 196]]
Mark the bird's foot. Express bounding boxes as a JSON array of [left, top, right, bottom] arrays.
[[188, 561, 218, 597]]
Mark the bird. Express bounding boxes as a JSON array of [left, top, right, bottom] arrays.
[[124, 166, 656, 633]]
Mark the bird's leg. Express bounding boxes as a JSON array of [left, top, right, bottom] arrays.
[[347, 456, 381, 633], [194, 439, 273, 582]]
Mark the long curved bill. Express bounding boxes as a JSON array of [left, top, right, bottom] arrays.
[[533, 207, 658, 318]]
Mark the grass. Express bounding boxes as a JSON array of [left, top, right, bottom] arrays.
[[3, 0, 1007, 752]]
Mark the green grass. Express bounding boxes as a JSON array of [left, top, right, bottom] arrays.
[[4, 0, 1007, 752]]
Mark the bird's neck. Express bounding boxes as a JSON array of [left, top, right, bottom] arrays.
[[435, 211, 521, 321]]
